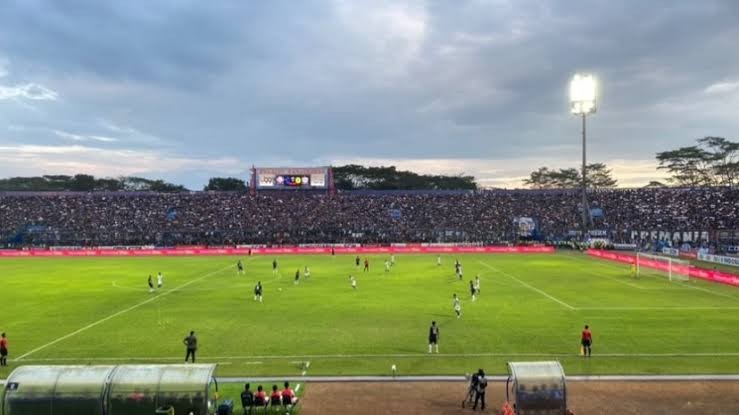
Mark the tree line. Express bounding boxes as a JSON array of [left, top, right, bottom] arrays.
[[0, 175, 186, 192], [1, 137, 735, 192], [522, 136, 738, 189], [0, 165, 478, 192]]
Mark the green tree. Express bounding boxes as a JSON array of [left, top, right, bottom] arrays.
[[585, 163, 618, 189], [332, 165, 477, 190], [656, 136, 739, 187], [644, 180, 667, 188], [204, 177, 247, 191], [69, 174, 96, 191], [522, 164, 617, 189]]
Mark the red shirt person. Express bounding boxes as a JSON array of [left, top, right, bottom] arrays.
[[282, 381, 298, 405], [269, 385, 282, 406], [581, 325, 593, 357], [0, 332, 8, 366], [254, 385, 267, 406]]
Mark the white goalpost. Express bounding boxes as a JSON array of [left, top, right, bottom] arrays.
[[636, 252, 692, 282]]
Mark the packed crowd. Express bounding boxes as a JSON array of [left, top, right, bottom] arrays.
[[0, 187, 737, 247]]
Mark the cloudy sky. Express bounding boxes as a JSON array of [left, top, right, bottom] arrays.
[[1, 0, 738, 189]]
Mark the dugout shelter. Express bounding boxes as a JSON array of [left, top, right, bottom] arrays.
[[2, 364, 218, 415], [506, 361, 567, 415]]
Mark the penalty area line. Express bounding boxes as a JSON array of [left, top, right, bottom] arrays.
[[16, 264, 233, 361], [478, 261, 576, 310]]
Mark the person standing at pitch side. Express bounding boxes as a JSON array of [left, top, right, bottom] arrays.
[[183, 331, 198, 363], [428, 321, 439, 353], [0, 332, 8, 366], [581, 325, 593, 357]]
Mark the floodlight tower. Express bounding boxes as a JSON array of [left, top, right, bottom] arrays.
[[569, 73, 597, 233]]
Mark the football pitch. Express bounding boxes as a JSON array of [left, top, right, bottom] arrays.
[[1, 252, 738, 378]]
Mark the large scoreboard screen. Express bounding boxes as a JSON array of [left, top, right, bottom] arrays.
[[255, 167, 329, 189]]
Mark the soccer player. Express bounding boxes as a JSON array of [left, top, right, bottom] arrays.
[[157, 272, 163, 289], [428, 321, 439, 353], [304, 266, 311, 279], [384, 260, 391, 273], [0, 332, 8, 366], [437, 255, 442, 266], [453, 294, 462, 318], [390, 254, 396, 266], [183, 331, 197, 363], [148, 275, 154, 293], [631, 263, 637, 279], [581, 325, 593, 357], [474, 275, 481, 295], [457, 264, 464, 281], [355, 255, 360, 268], [363, 258, 369, 272], [254, 281, 263, 302], [349, 275, 357, 290], [469, 280, 476, 301], [294, 269, 300, 285], [272, 259, 278, 275], [237, 260, 245, 275]]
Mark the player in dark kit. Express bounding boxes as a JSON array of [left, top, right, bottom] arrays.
[[363, 258, 369, 272], [355, 256, 360, 268], [237, 260, 244, 275], [272, 259, 278, 275], [581, 325, 593, 357], [428, 321, 439, 353], [294, 269, 300, 285], [254, 281, 263, 302], [148, 275, 154, 293]]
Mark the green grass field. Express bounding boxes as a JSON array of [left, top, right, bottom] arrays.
[[1, 252, 738, 378]]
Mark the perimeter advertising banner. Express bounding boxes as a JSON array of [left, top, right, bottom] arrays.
[[0, 246, 555, 257]]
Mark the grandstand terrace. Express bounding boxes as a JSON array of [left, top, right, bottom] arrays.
[[1, 187, 737, 248]]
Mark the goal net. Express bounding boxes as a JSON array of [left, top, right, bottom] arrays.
[[636, 253, 692, 282]]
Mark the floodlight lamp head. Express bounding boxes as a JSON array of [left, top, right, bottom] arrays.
[[570, 73, 597, 115]]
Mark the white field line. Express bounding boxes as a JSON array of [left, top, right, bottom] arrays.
[[674, 280, 739, 301], [560, 253, 646, 289], [478, 261, 576, 310], [16, 264, 232, 360], [17, 351, 739, 362], [215, 374, 739, 383], [580, 252, 739, 301], [578, 306, 739, 310]]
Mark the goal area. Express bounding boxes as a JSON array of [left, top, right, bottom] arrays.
[[636, 252, 692, 282]]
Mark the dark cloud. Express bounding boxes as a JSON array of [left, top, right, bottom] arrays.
[[1, 0, 738, 188]]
